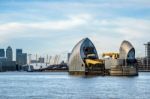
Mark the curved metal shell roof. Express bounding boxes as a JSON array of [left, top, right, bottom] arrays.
[[119, 40, 135, 59], [68, 38, 98, 71]]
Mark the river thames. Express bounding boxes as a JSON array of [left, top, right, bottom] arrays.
[[0, 72, 150, 99]]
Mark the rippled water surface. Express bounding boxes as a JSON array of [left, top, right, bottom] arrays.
[[0, 72, 150, 99]]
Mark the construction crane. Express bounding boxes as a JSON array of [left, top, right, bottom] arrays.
[[102, 52, 119, 59]]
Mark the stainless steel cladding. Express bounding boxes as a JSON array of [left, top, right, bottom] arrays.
[[68, 38, 98, 72], [109, 40, 138, 76], [119, 40, 135, 60]]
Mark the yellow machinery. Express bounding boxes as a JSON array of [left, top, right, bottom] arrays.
[[102, 52, 119, 59], [85, 59, 104, 66], [84, 54, 104, 67], [84, 54, 105, 75]]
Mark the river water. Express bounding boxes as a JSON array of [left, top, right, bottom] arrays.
[[0, 72, 149, 99]]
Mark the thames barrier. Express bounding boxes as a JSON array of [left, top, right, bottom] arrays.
[[68, 38, 138, 76]]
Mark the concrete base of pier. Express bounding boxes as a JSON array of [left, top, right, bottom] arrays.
[[110, 66, 138, 76], [69, 71, 105, 75], [69, 66, 138, 76]]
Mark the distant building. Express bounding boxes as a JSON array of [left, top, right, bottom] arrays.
[[38, 57, 44, 63], [142, 42, 150, 71], [16, 49, 22, 65], [16, 49, 22, 62], [31, 60, 38, 63], [21, 53, 27, 65], [137, 42, 150, 71], [0, 61, 16, 72], [6, 46, 13, 61], [0, 57, 7, 62], [0, 49, 5, 57], [31, 57, 45, 64], [137, 57, 145, 71], [0, 46, 17, 72], [144, 42, 150, 58], [16, 49, 27, 66]]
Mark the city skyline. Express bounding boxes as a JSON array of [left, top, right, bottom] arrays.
[[0, 0, 150, 58]]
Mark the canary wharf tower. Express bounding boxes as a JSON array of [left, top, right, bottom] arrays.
[[6, 46, 13, 61]]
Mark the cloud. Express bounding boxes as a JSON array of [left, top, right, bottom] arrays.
[[0, 14, 90, 31], [0, 14, 149, 52], [0, 0, 149, 61], [28, 14, 91, 30], [0, 14, 91, 42], [93, 18, 150, 39], [69, 17, 150, 57], [0, 11, 149, 58]]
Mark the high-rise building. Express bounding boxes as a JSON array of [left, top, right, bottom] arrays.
[[16, 49, 22, 64], [6, 46, 13, 61], [21, 53, 27, 65], [0, 46, 16, 72], [145, 42, 150, 59], [16, 49, 27, 65], [0, 49, 5, 57], [143, 42, 150, 70], [16, 49, 22, 56]]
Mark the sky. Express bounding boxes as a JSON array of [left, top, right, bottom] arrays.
[[0, 0, 150, 61]]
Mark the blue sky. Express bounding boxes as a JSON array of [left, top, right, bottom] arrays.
[[0, 0, 150, 61]]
